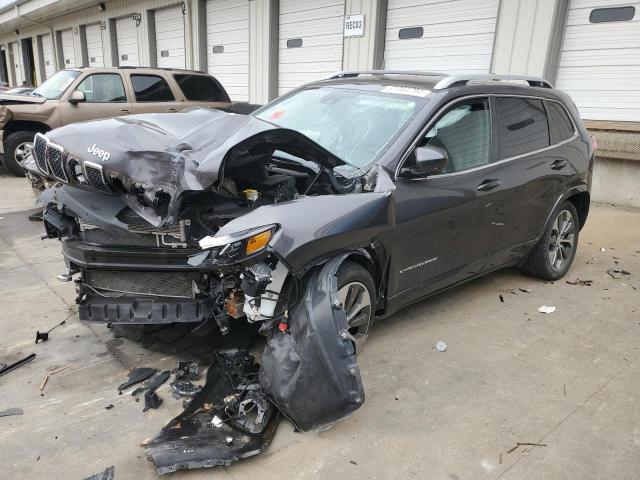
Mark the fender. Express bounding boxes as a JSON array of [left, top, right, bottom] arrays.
[[536, 184, 590, 241]]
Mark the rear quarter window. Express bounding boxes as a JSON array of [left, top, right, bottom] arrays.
[[545, 101, 575, 144], [131, 74, 175, 102], [496, 97, 549, 158], [173, 74, 229, 102]]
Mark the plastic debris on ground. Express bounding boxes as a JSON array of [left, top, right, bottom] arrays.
[[82, 465, 114, 480], [435, 341, 448, 352], [538, 305, 556, 314], [0, 408, 24, 417]]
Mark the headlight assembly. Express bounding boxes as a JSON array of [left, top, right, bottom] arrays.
[[199, 225, 277, 260]]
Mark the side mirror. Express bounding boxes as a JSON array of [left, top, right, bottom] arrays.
[[401, 145, 448, 178], [68, 90, 86, 105]]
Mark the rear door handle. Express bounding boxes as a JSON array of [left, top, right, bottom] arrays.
[[167, 108, 177, 113], [551, 159, 567, 170], [119, 109, 130, 114], [476, 179, 501, 191]]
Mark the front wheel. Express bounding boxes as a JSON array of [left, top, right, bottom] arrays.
[[336, 261, 376, 352], [4, 131, 37, 177], [522, 201, 579, 280]]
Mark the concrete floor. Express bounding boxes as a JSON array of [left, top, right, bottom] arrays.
[[0, 168, 639, 480]]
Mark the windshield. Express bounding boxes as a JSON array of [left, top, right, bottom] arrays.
[[33, 70, 81, 99], [254, 87, 424, 168]]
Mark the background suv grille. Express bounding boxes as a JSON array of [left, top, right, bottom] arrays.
[[33, 135, 49, 173], [84, 163, 111, 193], [46, 146, 68, 181]]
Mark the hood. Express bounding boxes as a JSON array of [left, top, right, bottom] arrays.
[[0, 93, 46, 105], [43, 108, 345, 225]]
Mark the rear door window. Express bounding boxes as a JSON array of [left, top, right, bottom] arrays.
[[131, 74, 175, 102], [76, 74, 126, 102], [496, 97, 549, 158], [545, 101, 575, 144], [173, 74, 229, 102]]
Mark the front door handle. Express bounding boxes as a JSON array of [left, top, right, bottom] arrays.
[[477, 179, 501, 191], [551, 159, 567, 170], [119, 109, 130, 114], [167, 108, 177, 113]]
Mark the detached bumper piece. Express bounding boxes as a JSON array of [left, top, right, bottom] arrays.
[[79, 296, 207, 324], [146, 349, 279, 475]]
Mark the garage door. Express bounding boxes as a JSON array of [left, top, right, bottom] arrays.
[[60, 29, 76, 67], [10, 41, 24, 86], [383, 0, 500, 73], [278, 0, 345, 96], [556, 1, 640, 121], [115, 16, 139, 67], [41, 34, 55, 79], [205, 0, 249, 101], [84, 23, 104, 67], [155, 5, 186, 68]]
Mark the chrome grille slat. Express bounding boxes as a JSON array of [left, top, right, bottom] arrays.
[[83, 161, 111, 193], [33, 134, 49, 174], [46, 143, 68, 182]]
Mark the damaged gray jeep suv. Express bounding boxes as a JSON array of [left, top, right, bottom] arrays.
[[28, 71, 593, 473]]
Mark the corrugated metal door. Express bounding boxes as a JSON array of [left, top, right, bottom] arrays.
[[205, 0, 249, 101], [41, 34, 55, 79], [383, 0, 500, 72], [278, 0, 345, 96], [556, 0, 640, 121], [84, 23, 104, 67], [155, 5, 186, 68], [60, 29, 76, 67], [115, 16, 139, 67], [10, 41, 24, 86]]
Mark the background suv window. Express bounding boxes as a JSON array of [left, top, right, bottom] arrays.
[[496, 97, 549, 158], [422, 98, 491, 174], [173, 74, 229, 102], [76, 74, 126, 102], [545, 101, 575, 144], [131, 74, 175, 102]]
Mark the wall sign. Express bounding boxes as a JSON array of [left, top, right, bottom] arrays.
[[344, 14, 364, 37]]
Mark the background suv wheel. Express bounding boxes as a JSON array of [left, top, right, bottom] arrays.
[[4, 131, 36, 177], [523, 201, 579, 280]]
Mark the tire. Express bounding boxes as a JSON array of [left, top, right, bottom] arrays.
[[4, 131, 37, 177], [336, 261, 376, 351], [522, 201, 580, 280]]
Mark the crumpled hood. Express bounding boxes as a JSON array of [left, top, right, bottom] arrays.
[[0, 92, 46, 104], [44, 108, 344, 225]]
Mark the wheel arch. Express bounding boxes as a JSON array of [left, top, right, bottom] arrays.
[[4, 120, 51, 138]]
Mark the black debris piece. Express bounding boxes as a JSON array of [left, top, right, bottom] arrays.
[[607, 269, 631, 279], [104, 404, 114, 410], [147, 370, 171, 393], [170, 380, 202, 397], [566, 279, 593, 286], [82, 465, 114, 480], [146, 348, 279, 475], [499, 294, 505, 302], [0, 408, 24, 417], [117, 367, 157, 394], [0, 353, 36, 379], [35, 319, 67, 344], [176, 361, 200, 380], [143, 391, 163, 412]]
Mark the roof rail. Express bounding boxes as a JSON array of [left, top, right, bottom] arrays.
[[325, 70, 446, 80], [434, 74, 552, 89]]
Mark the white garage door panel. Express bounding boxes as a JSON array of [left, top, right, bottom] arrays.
[[41, 34, 55, 79], [11, 42, 24, 86], [116, 16, 139, 66], [85, 24, 104, 67], [61, 29, 75, 67], [383, 0, 499, 73], [278, 0, 345, 96], [556, 0, 640, 121], [155, 5, 186, 69], [206, 0, 249, 101]]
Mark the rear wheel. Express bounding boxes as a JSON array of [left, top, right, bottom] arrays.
[[336, 261, 376, 351], [4, 131, 36, 177], [522, 201, 579, 280]]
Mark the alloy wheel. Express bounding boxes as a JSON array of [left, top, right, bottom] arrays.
[[337, 281, 372, 350], [548, 209, 575, 271], [14, 141, 33, 166]]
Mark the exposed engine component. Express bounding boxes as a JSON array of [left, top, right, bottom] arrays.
[[242, 262, 289, 322]]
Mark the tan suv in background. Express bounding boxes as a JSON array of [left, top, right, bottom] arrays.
[[0, 67, 233, 176]]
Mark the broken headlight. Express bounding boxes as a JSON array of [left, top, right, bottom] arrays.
[[199, 225, 276, 261]]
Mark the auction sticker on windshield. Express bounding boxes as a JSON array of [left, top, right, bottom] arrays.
[[381, 86, 430, 97]]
